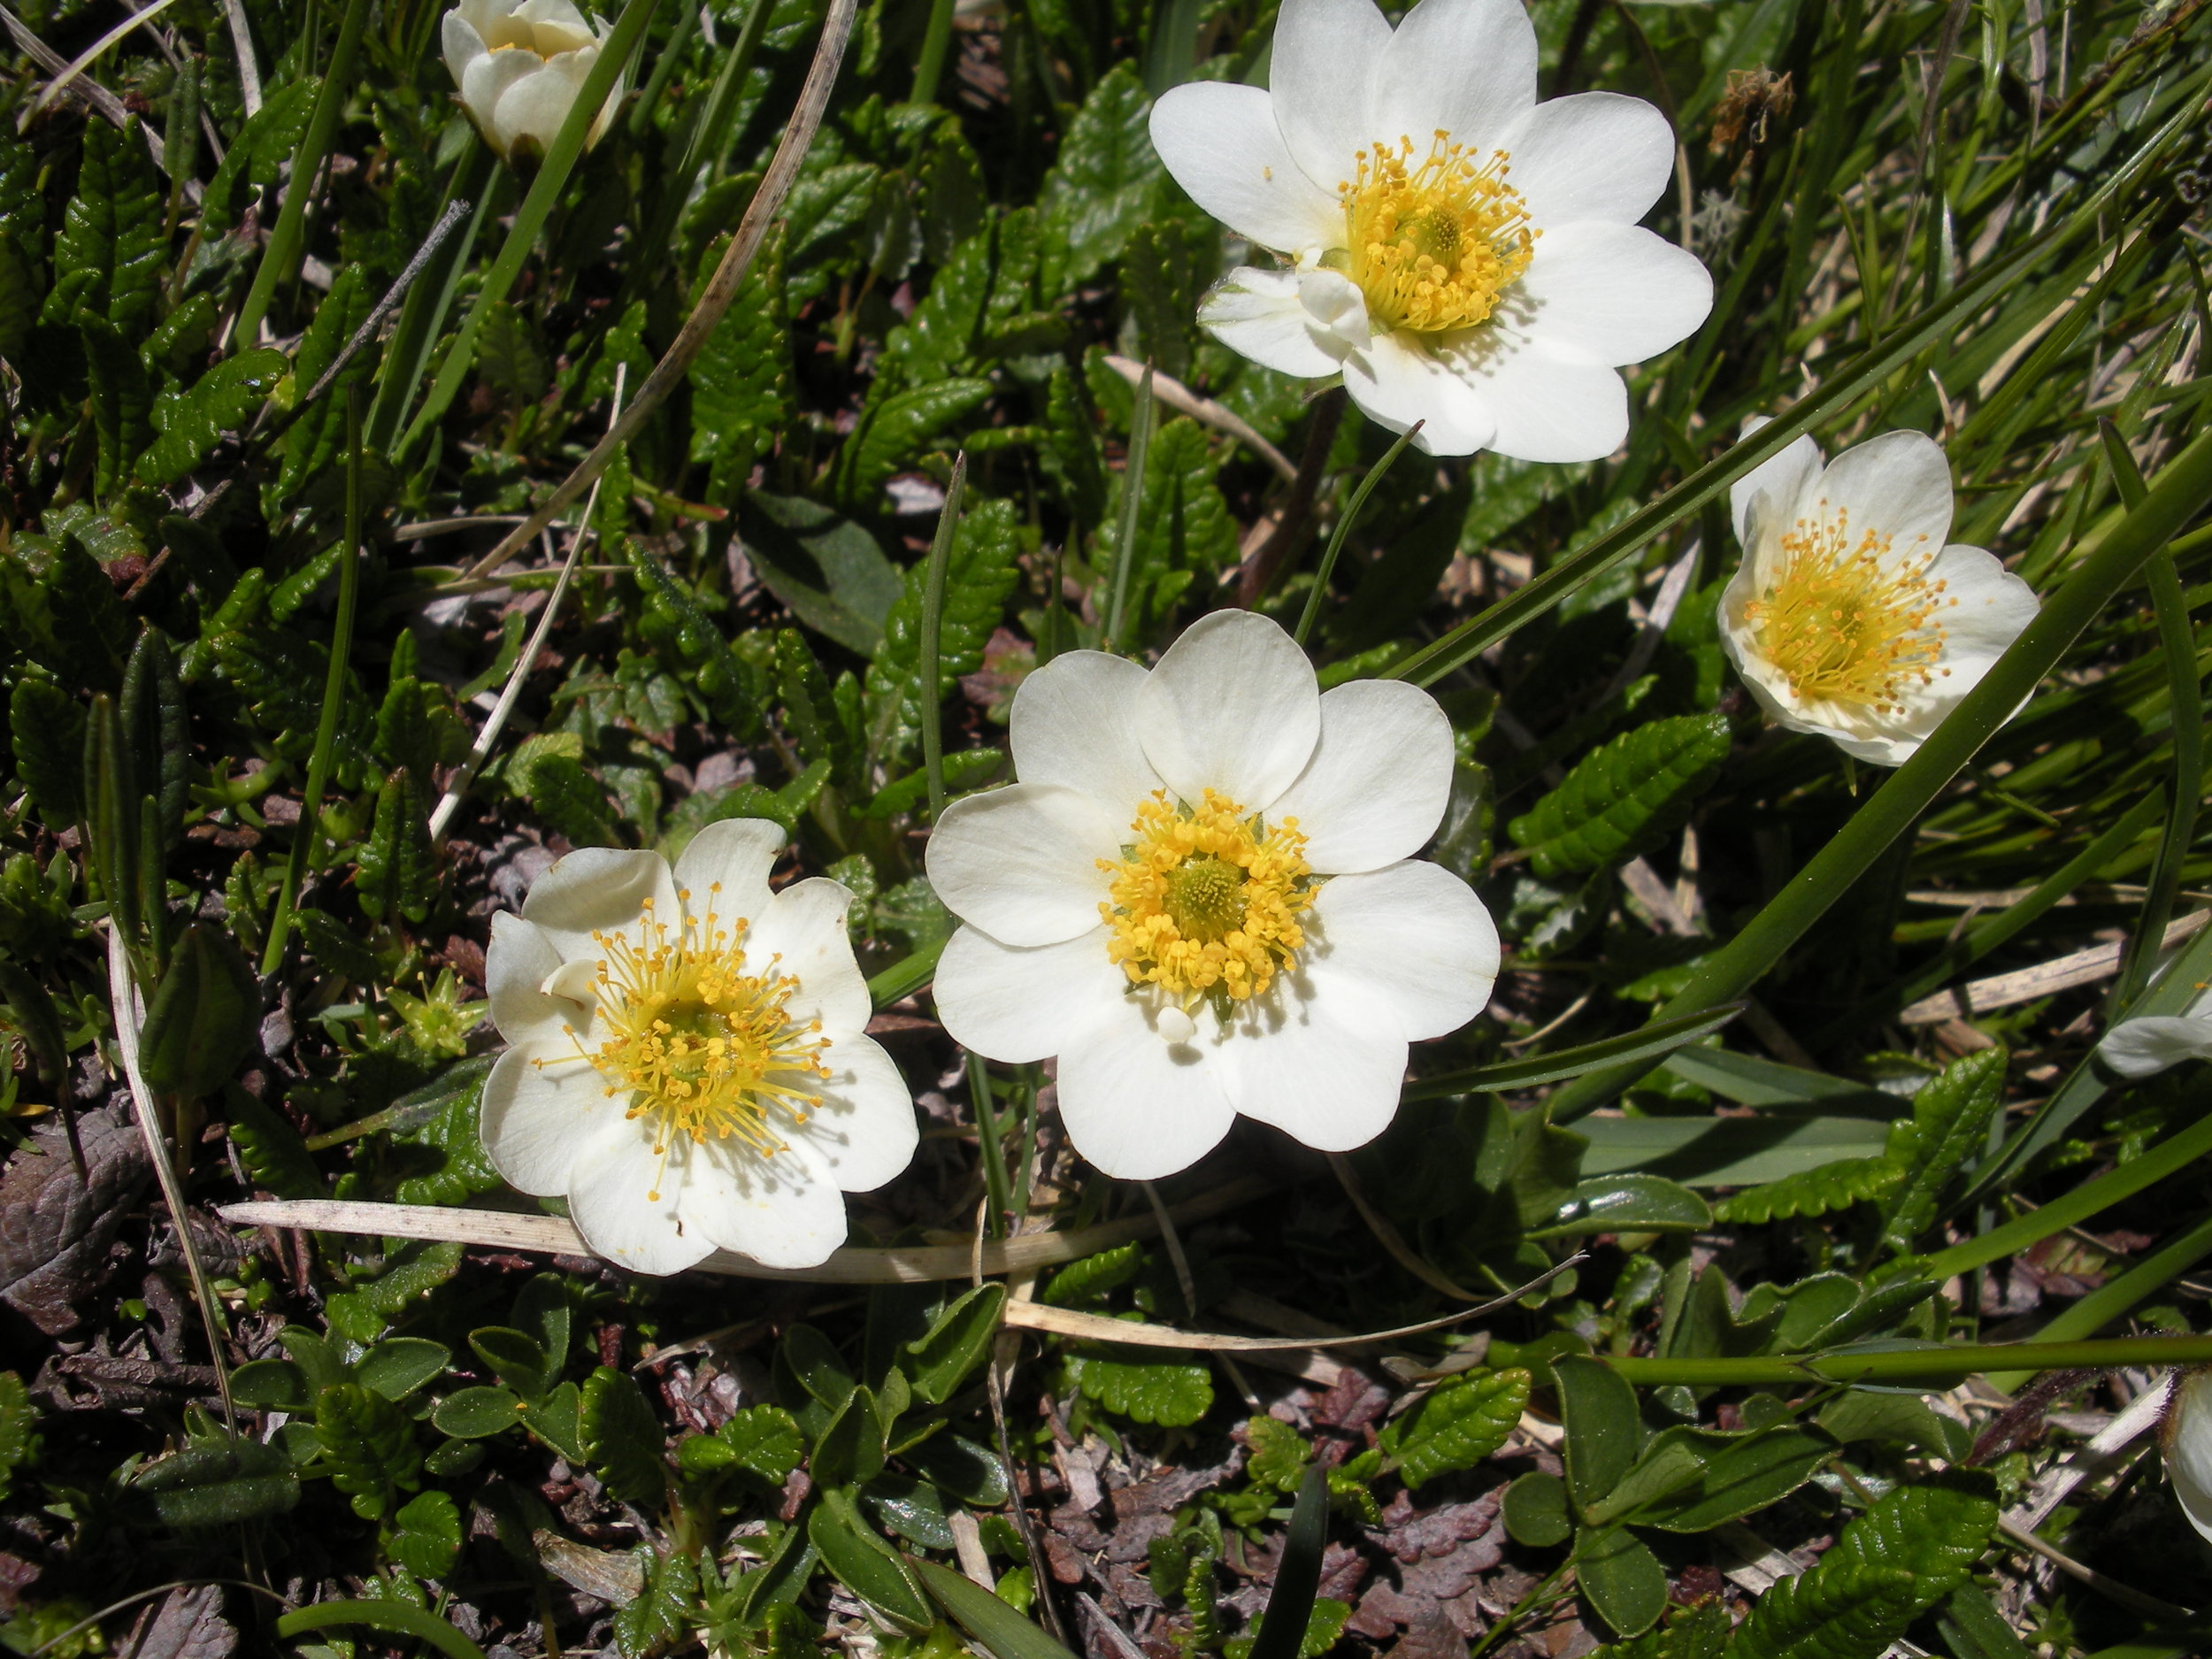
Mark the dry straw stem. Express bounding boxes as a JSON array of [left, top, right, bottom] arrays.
[[460, 0, 857, 586], [1100, 355, 1296, 482], [1899, 906, 2208, 1024]]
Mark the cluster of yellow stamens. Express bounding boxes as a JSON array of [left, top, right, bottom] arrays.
[[536, 889, 829, 1202], [1742, 505, 1956, 713], [1099, 790, 1313, 1009], [1339, 132, 1537, 334]]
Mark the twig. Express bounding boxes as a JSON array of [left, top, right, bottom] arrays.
[[0, 4, 167, 169], [221, 0, 261, 114], [21, 0, 182, 124], [1101, 355, 1295, 481]]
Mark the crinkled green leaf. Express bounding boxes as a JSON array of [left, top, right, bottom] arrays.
[[1509, 712, 1732, 878], [864, 497, 1023, 766], [1378, 1368, 1530, 1490], [138, 349, 289, 489], [582, 1365, 667, 1506]]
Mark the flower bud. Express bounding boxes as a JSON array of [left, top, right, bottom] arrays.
[[2161, 1368, 2212, 1544], [442, 0, 625, 166]]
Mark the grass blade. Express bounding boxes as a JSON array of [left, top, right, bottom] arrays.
[[920, 454, 969, 822], [1404, 1005, 1743, 1101]]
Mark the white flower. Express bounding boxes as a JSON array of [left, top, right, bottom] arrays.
[[480, 821, 917, 1275], [2098, 966, 2212, 1079], [1145, 0, 1713, 460], [442, 0, 626, 165], [2162, 1368, 2212, 1546], [1719, 422, 2040, 766], [924, 611, 1502, 1180]]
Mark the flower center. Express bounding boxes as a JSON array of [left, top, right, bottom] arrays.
[[1741, 507, 1956, 713], [1338, 132, 1537, 334], [541, 890, 830, 1202], [1099, 790, 1314, 1010]]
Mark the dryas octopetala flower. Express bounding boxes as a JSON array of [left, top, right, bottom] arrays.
[[1146, 0, 1713, 460], [442, 0, 625, 165], [1719, 421, 2040, 765], [480, 821, 917, 1276], [925, 610, 1501, 1179], [2162, 1368, 2212, 1546], [2097, 969, 2212, 1079]]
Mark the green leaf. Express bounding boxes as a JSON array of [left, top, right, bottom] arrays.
[[471, 1327, 552, 1400], [581, 1365, 667, 1506], [198, 81, 315, 241], [1502, 1471, 1571, 1548], [864, 497, 1023, 767], [136, 349, 289, 489], [1575, 1524, 1669, 1639], [9, 679, 87, 826], [230, 1358, 313, 1413], [809, 1486, 935, 1634], [276, 265, 376, 503], [1597, 1422, 1838, 1531], [137, 923, 260, 1097], [0, 238, 35, 365], [1880, 1047, 2007, 1248], [1819, 1474, 1997, 1607], [775, 627, 863, 793], [914, 1556, 1079, 1659], [1039, 62, 1163, 288], [40, 119, 165, 334], [0, 532, 134, 691], [1530, 1175, 1712, 1240], [434, 1386, 525, 1439], [357, 1338, 452, 1402], [1065, 1345, 1212, 1426], [1715, 1156, 1903, 1225], [1509, 713, 1732, 879], [690, 222, 791, 483], [882, 225, 992, 388], [523, 1380, 588, 1463], [0, 1373, 39, 1504], [902, 1283, 1005, 1406], [120, 629, 188, 853], [1378, 1368, 1530, 1489], [1093, 417, 1237, 638], [476, 300, 549, 404], [832, 377, 995, 513], [1590, 1601, 1730, 1659], [324, 1240, 464, 1344], [1124, 219, 1198, 381], [613, 1548, 697, 1659], [1554, 1356, 1646, 1514], [904, 1431, 1009, 1508], [1815, 1390, 1971, 1459], [735, 493, 902, 659], [387, 1489, 462, 1580], [1044, 364, 1109, 528], [629, 540, 765, 729], [274, 1599, 488, 1659], [523, 751, 620, 850], [1246, 1417, 1310, 1493], [390, 1056, 503, 1208], [679, 1403, 805, 1486], [811, 1384, 888, 1489], [315, 1382, 422, 1521], [1721, 1565, 1920, 1659], [81, 317, 153, 504], [357, 765, 439, 921], [132, 1433, 301, 1527], [1247, 1463, 1331, 1659]]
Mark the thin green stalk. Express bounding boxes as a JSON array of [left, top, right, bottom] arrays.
[[262, 388, 365, 978], [1602, 1333, 2212, 1389], [1294, 422, 1419, 649], [626, 0, 772, 291], [1985, 1209, 2212, 1393], [967, 1052, 1010, 1240], [910, 0, 955, 104], [1383, 86, 2203, 693], [1923, 1097, 2212, 1282], [233, 0, 371, 347], [868, 937, 945, 1009], [2100, 420, 2203, 1007], [627, 0, 699, 139], [365, 138, 501, 454], [1103, 365, 1154, 653], [1548, 419, 2212, 1122], [919, 454, 968, 823], [396, 0, 663, 461]]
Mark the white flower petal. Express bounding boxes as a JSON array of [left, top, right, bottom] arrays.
[[1341, 330, 1497, 456], [569, 1125, 712, 1275], [1265, 680, 1454, 873], [480, 1041, 623, 1195], [1010, 650, 1164, 826], [457, 0, 513, 42], [1801, 429, 1955, 557], [1267, 0, 1392, 200], [2100, 1015, 2212, 1080], [934, 924, 1126, 1064], [519, 846, 678, 963], [1498, 91, 1674, 227], [926, 783, 1122, 947], [673, 818, 784, 924], [1514, 222, 1713, 368], [459, 44, 541, 138], [1373, 0, 1537, 158], [485, 912, 573, 1047], [2164, 1371, 2212, 1546], [1305, 860, 1501, 1041], [1138, 610, 1323, 811], [1148, 83, 1340, 254], [746, 877, 870, 1035], [1055, 992, 1236, 1179], [684, 1136, 850, 1269], [490, 61, 580, 158], [1924, 545, 2039, 672], [1198, 266, 1363, 379], [1728, 415, 1823, 548], [442, 11, 488, 88], [1457, 336, 1630, 464], [1219, 978, 1407, 1152], [795, 1032, 918, 1192]]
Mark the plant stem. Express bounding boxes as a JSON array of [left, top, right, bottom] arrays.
[[1603, 1332, 2212, 1388], [968, 1052, 1010, 1240], [261, 387, 364, 978], [868, 936, 946, 1009], [233, 0, 370, 346], [910, 0, 955, 104], [1294, 421, 1419, 648], [1103, 364, 1154, 652], [365, 138, 500, 454], [919, 454, 967, 823], [1985, 1208, 2212, 1394]]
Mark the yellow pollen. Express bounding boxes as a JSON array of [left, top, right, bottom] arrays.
[[530, 895, 831, 1201], [1740, 503, 1956, 714], [1337, 131, 1537, 334], [1098, 790, 1313, 1009]]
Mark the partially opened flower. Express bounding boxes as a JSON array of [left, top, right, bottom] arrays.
[[2162, 1368, 2212, 1545], [2097, 971, 2212, 1079], [1719, 423, 2039, 765], [443, 0, 625, 166], [1146, 0, 1712, 460], [480, 821, 917, 1275], [926, 611, 1500, 1179]]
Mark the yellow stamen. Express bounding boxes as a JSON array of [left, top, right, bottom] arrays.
[[1337, 131, 1537, 334], [1098, 790, 1313, 1007], [1740, 503, 1956, 713], [531, 884, 830, 1201]]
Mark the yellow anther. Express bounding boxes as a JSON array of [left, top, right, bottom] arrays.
[[1741, 503, 1953, 713], [1338, 134, 1536, 334]]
